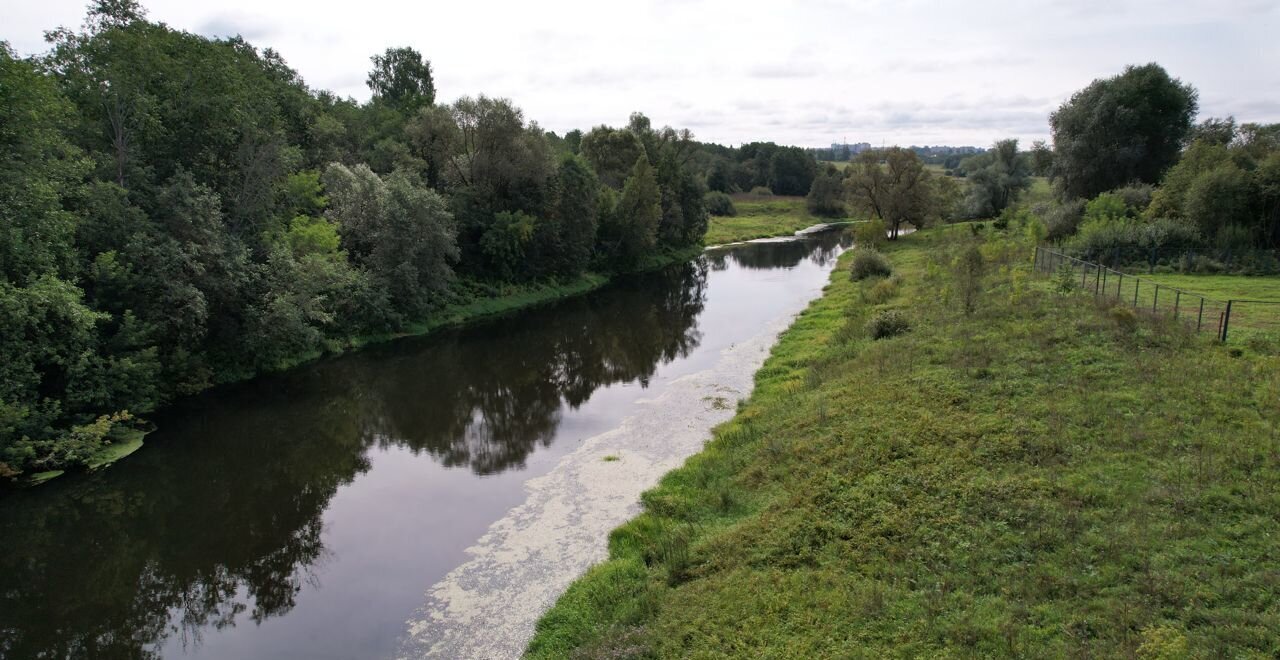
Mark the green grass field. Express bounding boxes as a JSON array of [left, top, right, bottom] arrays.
[[528, 226, 1280, 658], [1140, 273, 1280, 301], [1022, 176, 1054, 208], [704, 195, 839, 245], [1142, 273, 1280, 342]]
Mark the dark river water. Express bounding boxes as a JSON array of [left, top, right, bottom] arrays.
[[0, 230, 849, 660]]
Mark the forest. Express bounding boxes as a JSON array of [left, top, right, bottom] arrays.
[[0, 1, 831, 481]]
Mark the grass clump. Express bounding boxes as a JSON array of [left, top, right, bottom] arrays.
[[865, 309, 910, 339], [849, 248, 893, 281], [860, 277, 899, 305], [527, 225, 1280, 659]]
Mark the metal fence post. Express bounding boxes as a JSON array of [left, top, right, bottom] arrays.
[[1222, 300, 1233, 342], [1174, 291, 1181, 319], [1134, 280, 1140, 308], [1153, 285, 1159, 313], [1197, 298, 1204, 331]]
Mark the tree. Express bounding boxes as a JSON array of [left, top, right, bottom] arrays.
[[322, 163, 458, 317], [806, 167, 845, 217], [1050, 63, 1197, 199], [541, 155, 599, 276], [960, 139, 1031, 217], [845, 148, 934, 239], [579, 126, 645, 189], [367, 47, 435, 113], [1190, 116, 1237, 147], [613, 156, 662, 261], [1029, 140, 1054, 177], [769, 146, 817, 196], [0, 45, 86, 284], [404, 104, 460, 188]]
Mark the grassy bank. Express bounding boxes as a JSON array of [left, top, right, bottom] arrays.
[[705, 195, 842, 245], [528, 226, 1280, 658]]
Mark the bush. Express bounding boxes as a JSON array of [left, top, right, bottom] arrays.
[[866, 310, 911, 339], [1068, 216, 1200, 255], [849, 249, 892, 281], [1044, 200, 1085, 241], [1111, 183, 1155, 214], [852, 219, 887, 249], [748, 186, 773, 196], [704, 191, 737, 217]]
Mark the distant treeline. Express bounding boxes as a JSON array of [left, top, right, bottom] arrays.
[[0, 0, 830, 479]]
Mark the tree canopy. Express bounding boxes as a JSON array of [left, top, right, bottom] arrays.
[[1050, 63, 1198, 200], [0, 4, 713, 480]]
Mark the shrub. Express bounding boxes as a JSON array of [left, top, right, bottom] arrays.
[[852, 219, 887, 249], [1111, 183, 1154, 214], [1044, 200, 1085, 241], [748, 186, 773, 196], [1083, 192, 1128, 224], [1068, 216, 1200, 255], [866, 310, 911, 339], [704, 191, 737, 217], [849, 249, 892, 280]]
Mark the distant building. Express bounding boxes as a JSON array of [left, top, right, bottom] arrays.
[[809, 142, 982, 162]]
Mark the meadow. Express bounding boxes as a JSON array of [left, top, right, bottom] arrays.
[[704, 195, 841, 245], [528, 225, 1280, 658]]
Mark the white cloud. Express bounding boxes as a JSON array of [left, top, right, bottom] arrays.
[[4, 0, 1277, 147]]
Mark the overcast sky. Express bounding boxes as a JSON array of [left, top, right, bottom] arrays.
[[4, 0, 1278, 148]]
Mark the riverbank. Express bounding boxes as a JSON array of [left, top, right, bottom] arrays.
[[527, 226, 1280, 657], [704, 195, 848, 245], [9, 245, 703, 488]]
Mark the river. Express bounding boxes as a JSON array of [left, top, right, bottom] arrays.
[[0, 229, 849, 659]]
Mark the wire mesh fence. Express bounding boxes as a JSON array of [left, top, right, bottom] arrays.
[[1034, 247, 1280, 343]]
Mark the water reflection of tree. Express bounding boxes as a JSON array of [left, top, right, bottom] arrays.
[[353, 259, 707, 473], [704, 230, 849, 272], [0, 259, 708, 658]]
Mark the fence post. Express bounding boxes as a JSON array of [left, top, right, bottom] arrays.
[[1197, 298, 1204, 331], [1034, 246, 1041, 272], [1118, 273, 1123, 300], [1102, 268, 1107, 296], [1222, 300, 1233, 342], [1153, 285, 1159, 313], [1095, 265, 1101, 296], [1174, 291, 1180, 319], [1134, 280, 1140, 308]]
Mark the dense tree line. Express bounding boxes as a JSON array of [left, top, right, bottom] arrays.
[[1038, 63, 1280, 256], [698, 141, 817, 196], [0, 1, 711, 480]]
